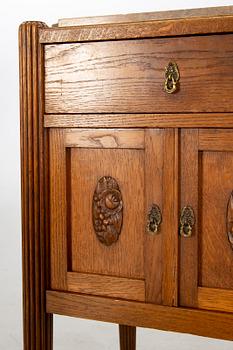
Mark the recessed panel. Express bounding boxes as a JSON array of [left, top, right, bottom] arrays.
[[199, 151, 233, 289], [70, 148, 145, 279]]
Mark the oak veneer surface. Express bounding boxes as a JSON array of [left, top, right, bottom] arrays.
[[44, 113, 233, 129], [179, 130, 199, 308], [200, 151, 233, 290], [46, 291, 233, 341], [45, 35, 233, 114], [70, 147, 145, 278]]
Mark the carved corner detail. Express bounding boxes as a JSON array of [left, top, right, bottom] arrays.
[[93, 176, 123, 246]]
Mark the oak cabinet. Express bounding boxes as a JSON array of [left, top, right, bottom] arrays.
[[19, 6, 233, 350]]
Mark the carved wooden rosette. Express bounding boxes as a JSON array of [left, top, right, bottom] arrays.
[[227, 191, 233, 250], [93, 176, 123, 246]]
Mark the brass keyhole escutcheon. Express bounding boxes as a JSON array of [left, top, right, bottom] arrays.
[[179, 206, 195, 238], [164, 62, 180, 94], [147, 204, 162, 235]]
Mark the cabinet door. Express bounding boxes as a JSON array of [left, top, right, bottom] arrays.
[[180, 129, 233, 313], [49, 128, 178, 305]]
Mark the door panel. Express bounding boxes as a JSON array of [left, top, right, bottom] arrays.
[[200, 151, 233, 290], [180, 129, 233, 312], [49, 127, 178, 304], [70, 147, 145, 278]]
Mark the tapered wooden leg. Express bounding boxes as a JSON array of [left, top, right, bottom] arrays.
[[119, 325, 136, 350], [19, 21, 53, 350]]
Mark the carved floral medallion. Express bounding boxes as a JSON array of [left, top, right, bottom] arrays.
[[92, 176, 123, 246]]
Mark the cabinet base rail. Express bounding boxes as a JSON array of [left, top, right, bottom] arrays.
[[46, 291, 233, 341]]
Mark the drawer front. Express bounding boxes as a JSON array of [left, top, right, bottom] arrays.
[[45, 35, 233, 114]]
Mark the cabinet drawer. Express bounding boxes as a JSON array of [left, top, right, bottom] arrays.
[[45, 34, 233, 114]]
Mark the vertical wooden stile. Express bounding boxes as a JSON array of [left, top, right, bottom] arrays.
[[162, 129, 179, 306]]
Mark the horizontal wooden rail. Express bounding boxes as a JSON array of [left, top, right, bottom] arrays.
[[67, 272, 145, 301], [198, 287, 233, 313], [44, 113, 233, 129], [46, 291, 233, 341]]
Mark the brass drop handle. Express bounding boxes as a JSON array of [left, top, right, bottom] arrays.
[[164, 62, 180, 94], [179, 206, 195, 238], [147, 204, 162, 235], [227, 191, 233, 250]]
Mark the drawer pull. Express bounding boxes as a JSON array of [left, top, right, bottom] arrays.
[[179, 206, 195, 238], [147, 204, 162, 235], [227, 191, 233, 250], [93, 176, 123, 246], [164, 62, 180, 94]]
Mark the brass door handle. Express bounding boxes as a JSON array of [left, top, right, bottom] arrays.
[[147, 204, 162, 235], [164, 62, 180, 94], [179, 206, 195, 238]]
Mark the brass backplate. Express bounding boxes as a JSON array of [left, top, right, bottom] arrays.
[[164, 62, 180, 94], [147, 204, 162, 235]]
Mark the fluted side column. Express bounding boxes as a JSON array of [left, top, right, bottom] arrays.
[[19, 21, 53, 350]]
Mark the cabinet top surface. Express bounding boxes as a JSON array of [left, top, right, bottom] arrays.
[[38, 5, 233, 44], [57, 6, 233, 27]]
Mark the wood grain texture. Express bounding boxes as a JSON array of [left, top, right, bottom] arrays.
[[58, 6, 233, 27], [70, 147, 145, 278], [65, 129, 145, 149], [179, 129, 199, 308], [198, 287, 233, 313], [199, 151, 233, 290], [19, 21, 53, 350], [49, 129, 67, 290], [44, 113, 233, 129], [46, 291, 233, 341], [162, 129, 179, 306], [199, 129, 233, 151], [144, 130, 164, 304], [119, 325, 136, 350], [44, 35, 233, 114], [67, 272, 145, 301], [40, 16, 233, 43]]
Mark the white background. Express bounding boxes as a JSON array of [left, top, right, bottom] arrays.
[[0, 0, 233, 349]]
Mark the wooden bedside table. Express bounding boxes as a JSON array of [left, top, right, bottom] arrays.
[[19, 6, 233, 349]]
